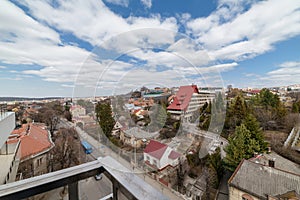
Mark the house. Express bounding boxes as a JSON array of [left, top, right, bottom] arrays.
[[70, 105, 86, 118], [112, 120, 129, 137], [185, 174, 207, 200], [120, 127, 159, 148], [144, 140, 181, 171], [167, 85, 214, 122], [11, 123, 54, 179], [228, 153, 300, 200]]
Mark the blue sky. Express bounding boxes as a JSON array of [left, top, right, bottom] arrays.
[[0, 0, 300, 97]]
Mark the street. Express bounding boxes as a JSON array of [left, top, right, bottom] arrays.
[[60, 118, 183, 200]]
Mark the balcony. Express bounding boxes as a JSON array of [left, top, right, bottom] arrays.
[[0, 156, 168, 200]]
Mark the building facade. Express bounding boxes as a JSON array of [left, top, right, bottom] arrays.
[[0, 112, 19, 184], [167, 85, 215, 122], [143, 140, 181, 171], [11, 123, 54, 179]]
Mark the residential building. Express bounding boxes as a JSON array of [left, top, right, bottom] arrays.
[[144, 140, 181, 171], [70, 105, 86, 118], [185, 174, 207, 200], [0, 111, 19, 184], [228, 153, 300, 200], [167, 85, 214, 121], [11, 123, 54, 179], [120, 127, 159, 148]]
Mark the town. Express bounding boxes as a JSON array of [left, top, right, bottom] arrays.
[[1, 0, 300, 200], [1, 83, 300, 200]]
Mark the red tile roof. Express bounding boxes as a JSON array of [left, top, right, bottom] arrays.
[[144, 140, 168, 160], [167, 85, 199, 111], [11, 124, 53, 160], [168, 150, 181, 160]]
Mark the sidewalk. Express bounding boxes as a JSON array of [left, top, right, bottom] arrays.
[[75, 125, 185, 200]]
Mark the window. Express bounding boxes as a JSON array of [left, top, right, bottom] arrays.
[[153, 159, 158, 167], [37, 157, 43, 167], [242, 194, 254, 200]]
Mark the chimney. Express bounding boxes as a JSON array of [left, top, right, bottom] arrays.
[[267, 146, 272, 153], [269, 159, 275, 168], [254, 152, 258, 158]]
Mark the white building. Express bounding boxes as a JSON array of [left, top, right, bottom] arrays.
[[70, 105, 86, 118], [167, 85, 215, 121], [0, 112, 19, 184], [144, 140, 181, 171]]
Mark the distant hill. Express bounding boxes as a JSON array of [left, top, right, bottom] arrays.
[[0, 97, 64, 102]]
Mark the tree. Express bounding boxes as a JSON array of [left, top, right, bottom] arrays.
[[223, 94, 249, 137], [223, 124, 261, 172], [199, 102, 211, 131], [95, 101, 115, 138], [43, 109, 60, 137], [176, 160, 184, 193], [147, 103, 167, 132], [207, 147, 223, 188], [292, 102, 299, 113], [251, 88, 287, 130], [229, 94, 248, 127], [77, 99, 94, 114], [243, 114, 267, 151], [50, 128, 81, 171]]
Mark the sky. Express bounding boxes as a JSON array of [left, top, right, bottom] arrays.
[[0, 0, 300, 97]]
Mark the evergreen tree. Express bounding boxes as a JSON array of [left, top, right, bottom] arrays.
[[243, 114, 267, 151], [207, 147, 223, 187], [224, 124, 261, 172], [199, 101, 211, 131], [251, 88, 287, 129], [224, 94, 248, 135], [95, 101, 115, 138]]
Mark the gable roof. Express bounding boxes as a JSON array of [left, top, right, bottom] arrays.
[[168, 150, 181, 160], [229, 159, 300, 199], [167, 85, 198, 111], [144, 140, 168, 160], [12, 124, 53, 160], [249, 152, 300, 175]]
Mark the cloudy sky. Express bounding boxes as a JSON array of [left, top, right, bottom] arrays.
[[1, 0, 300, 97]]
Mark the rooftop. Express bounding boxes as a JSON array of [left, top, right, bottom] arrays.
[[167, 85, 199, 111], [124, 127, 159, 139], [249, 152, 300, 175], [168, 150, 181, 160], [144, 140, 168, 160], [229, 159, 300, 199], [11, 123, 54, 161]]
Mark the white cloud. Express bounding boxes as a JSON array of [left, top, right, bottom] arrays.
[[0, 1, 93, 84], [141, 0, 152, 9], [259, 61, 300, 87], [0, 66, 6, 69], [105, 0, 129, 7], [279, 61, 300, 68], [2, 0, 300, 96], [188, 0, 300, 61], [19, 0, 177, 48]]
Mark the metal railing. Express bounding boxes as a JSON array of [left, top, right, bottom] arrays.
[[0, 156, 168, 200]]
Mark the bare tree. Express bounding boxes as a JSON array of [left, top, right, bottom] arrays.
[[44, 110, 60, 137], [50, 128, 82, 171]]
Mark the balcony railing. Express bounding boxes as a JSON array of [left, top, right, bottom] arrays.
[[0, 156, 168, 200]]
